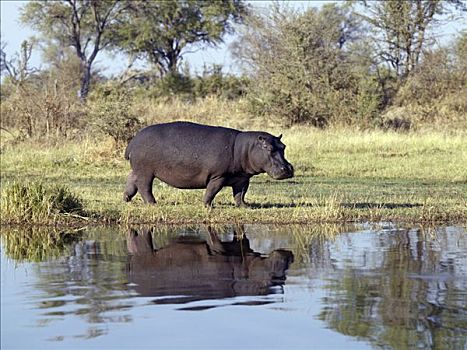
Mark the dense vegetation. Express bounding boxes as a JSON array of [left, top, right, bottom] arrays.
[[1, 0, 466, 140]]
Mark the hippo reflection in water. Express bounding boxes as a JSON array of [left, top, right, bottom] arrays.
[[126, 227, 294, 307]]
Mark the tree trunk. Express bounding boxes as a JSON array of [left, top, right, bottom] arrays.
[[79, 63, 92, 102], [167, 53, 178, 74]]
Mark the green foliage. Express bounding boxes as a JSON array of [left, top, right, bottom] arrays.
[[147, 71, 195, 100], [235, 3, 382, 127], [20, 0, 126, 99], [351, 0, 466, 89], [1, 181, 84, 223], [193, 64, 249, 99], [2, 1, 465, 134], [386, 34, 467, 128], [87, 85, 141, 148], [125, 64, 249, 101], [113, 0, 247, 75], [0, 41, 84, 139]]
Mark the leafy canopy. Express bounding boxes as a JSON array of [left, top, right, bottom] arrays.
[[114, 0, 247, 75], [20, 0, 127, 99]]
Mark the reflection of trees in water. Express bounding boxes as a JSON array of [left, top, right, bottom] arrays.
[[9, 228, 132, 338], [242, 224, 357, 268], [4, 224, 464, 346], [318, 227, 467, 350], [1, 226, 83, 262]]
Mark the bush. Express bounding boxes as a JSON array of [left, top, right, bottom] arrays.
[[146, 71, 195, 100], [122, 65, 249, 102], [87, 84, 142, 149], [234, 4, 383, 128], [388, 39, 467, 128], [1, 181, 84, 223], [0, 74, 83, 139], [193, 64, 249, 99], [0, 42, 84, 139]]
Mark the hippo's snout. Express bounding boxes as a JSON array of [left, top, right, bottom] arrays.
[[271, 163, 294, 180]]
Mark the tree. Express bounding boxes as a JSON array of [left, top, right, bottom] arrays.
[[233, 3, 379, 127], [1, 40, 38, 137], [351, 0, 467, 82], [20, 0, 128, 101], [1, 40, 84, 138], [114, 0, 247, 76], [454, 31, 467, 81], [1, 40, 37, 84]]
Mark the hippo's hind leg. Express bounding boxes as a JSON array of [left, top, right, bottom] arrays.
[[136, 172, 156, 204], [123, 171, 138, 202], [232, 178, 250, 208], [124, 170, 156, 204]]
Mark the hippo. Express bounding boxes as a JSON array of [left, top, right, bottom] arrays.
[[126, 227, 294, 305], [123, 121, 294, 207]]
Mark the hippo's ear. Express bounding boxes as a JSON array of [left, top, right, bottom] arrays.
[[277, 134, 282, 140]]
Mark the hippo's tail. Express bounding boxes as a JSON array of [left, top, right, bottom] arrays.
[[124, 142, 132, 160]]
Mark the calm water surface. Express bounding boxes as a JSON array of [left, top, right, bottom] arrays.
[[1, 224, 466, 349]]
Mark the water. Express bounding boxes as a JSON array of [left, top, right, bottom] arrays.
[[1, 224, 466, 349]]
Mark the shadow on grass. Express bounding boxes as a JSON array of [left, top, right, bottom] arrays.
[[341, 202, 422, 209], [247, 202, 314, 209], [246, 202, 423, 210]]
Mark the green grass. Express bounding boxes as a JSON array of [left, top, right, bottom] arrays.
[[1, 127, 466, 225], [2, 181, 84, 224]]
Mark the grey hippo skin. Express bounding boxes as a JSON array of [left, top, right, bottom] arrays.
[[123, 121, 294, 207]]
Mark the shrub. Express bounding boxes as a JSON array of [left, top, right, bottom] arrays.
[[387, 40, 467, 129], [193, 64, 249, 99], [1, 76, 84, 140], [234, 4, 383, 128], [147, 71, 195, 100], [87, 84, 142, 149], [0, 42, 84, 139], [121, 65, 249, 102]]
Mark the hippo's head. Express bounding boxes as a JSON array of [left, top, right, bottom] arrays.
[[251, 133, 294, 180]]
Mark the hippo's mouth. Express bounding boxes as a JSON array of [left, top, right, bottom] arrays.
[[272, 172, 294, 180], [268, 165, 294, 180]]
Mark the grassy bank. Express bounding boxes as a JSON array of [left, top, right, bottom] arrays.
[[1, 127, 466, 225]]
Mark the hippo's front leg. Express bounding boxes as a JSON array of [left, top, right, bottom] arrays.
[[203, 177, 226, 207], [232, 178, 250, 208]]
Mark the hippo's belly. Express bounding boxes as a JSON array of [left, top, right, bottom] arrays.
[[154, 165, 211, 189]]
